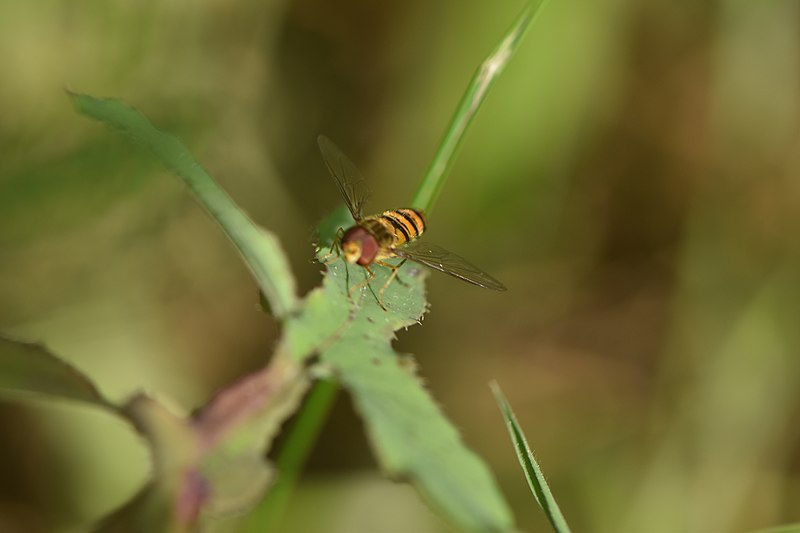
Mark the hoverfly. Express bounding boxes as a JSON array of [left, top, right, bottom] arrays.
[[318, 135, 506, 309]]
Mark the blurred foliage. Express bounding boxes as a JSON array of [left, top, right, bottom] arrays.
[[2, 0, 800, 532]]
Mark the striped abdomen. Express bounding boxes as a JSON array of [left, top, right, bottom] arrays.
[[376, 208, 426, 247]]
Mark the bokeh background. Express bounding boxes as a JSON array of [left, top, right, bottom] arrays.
[[2, 0, 800, 531]]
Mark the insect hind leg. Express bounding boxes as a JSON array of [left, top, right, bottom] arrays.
[[393, 263, 410, 287]]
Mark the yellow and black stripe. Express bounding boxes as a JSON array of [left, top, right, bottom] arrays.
[[379, 208, 426, 246]]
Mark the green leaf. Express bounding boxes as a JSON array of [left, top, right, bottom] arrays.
[[0, 337, 182, 532], [98, 358, 310, 532], [69, 92, 298, 319], [69, 92, 315, 529], [0, 335, 111, 407], [69, 91, 313, 530], [327, 319, 514, 532], [491, 381, 571, 533], [192, 356, 310, 520], [0, 333, 308, 531], [278, 243, 514, 531], [242, 378, 339, 532], [97, 395, 199, 533]]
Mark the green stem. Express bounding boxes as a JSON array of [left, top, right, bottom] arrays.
[[242, 379, 340, 532], [410, 0, 552, 214]]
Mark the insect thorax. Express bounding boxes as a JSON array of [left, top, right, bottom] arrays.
[[360, 217, 396, 249]]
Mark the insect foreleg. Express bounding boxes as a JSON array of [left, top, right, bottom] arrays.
[[321, 227, 345, 264]]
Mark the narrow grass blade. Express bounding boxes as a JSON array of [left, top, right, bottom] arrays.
[[410, 0, 552, 213], [70, 93, 298, 318], [490, 381, 571, 533]]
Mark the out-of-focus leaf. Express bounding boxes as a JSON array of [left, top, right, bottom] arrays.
[[70, 92, 298, 319], [491, 381, 570, 533], [71, 94, 314, 526], [98, 356, 309, 532], [0, 332, 306, 531], [0, 337, 185, 531], [0, 335, 110, 407], [243, 378, 339, 532], [97, 395, 199, 533], [193, 355, 310, 520]]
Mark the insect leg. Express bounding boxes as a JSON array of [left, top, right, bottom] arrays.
[[365, 276, 382, 309], [349, 265, 376, 296], [393, 259, 410, 287], [347, 265, 385, 309], [374, 259, 407, 310], [321, 227, 345, 264]]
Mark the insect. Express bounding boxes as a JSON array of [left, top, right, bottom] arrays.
[[318, 134, 506, 308]]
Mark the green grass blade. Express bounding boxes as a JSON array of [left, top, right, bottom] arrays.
[[490, 381, 571, 533], [70, 93, 298, 318], [410, 0, 552, 213]]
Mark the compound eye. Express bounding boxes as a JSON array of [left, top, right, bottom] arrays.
[[357, 235, 379, 265]]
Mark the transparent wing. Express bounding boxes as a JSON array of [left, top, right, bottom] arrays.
[[317, 135, 370, 221], [394, 241, 507, 291]]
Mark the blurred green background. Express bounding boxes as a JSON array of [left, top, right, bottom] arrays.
[[2, 0, 800, 531]]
